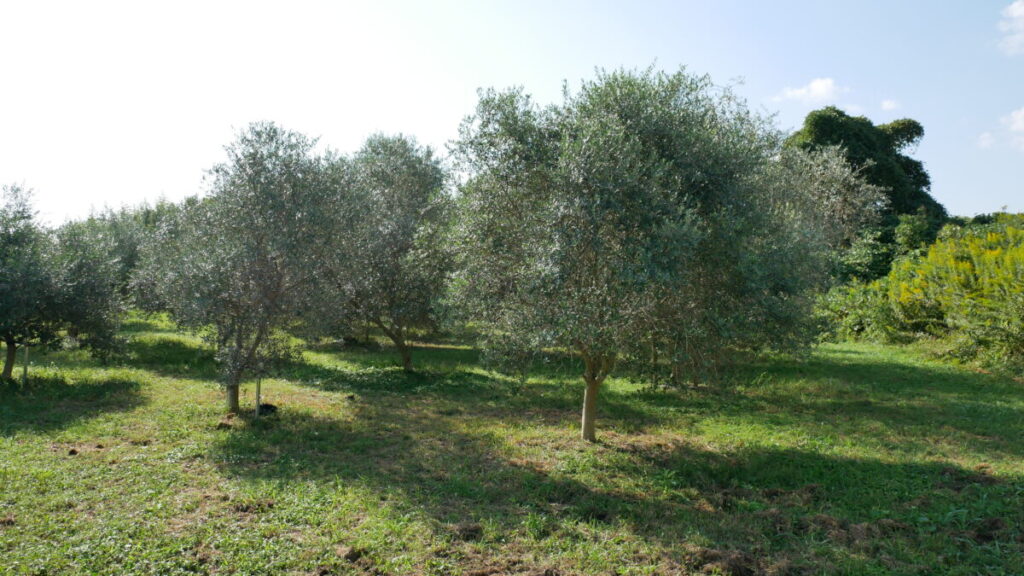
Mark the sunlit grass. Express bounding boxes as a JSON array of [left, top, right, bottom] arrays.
[[1, 317, 1021, 575]]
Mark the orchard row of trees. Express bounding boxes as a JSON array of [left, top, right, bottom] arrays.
[[130, 127, 452, 412], [4, 68, 918, 441]]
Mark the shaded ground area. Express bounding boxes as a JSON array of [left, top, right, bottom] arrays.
[[0, 318, 1021, 575], [1, 369, 145, 436]]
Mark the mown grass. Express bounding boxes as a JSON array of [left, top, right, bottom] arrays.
[[1, 318, 1022, 575]]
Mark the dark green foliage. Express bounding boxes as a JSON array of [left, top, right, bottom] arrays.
[[787, 107, 948, 279], [786, 107, 944, 222], [817, 279, 902, 343], [840, 228, 896, 281], [893, 211, 933, 257]]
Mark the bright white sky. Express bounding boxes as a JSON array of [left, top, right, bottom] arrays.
[[2, 0, 1022, 223]]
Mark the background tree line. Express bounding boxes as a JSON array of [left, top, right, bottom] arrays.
[[5, 67, 969, 441]]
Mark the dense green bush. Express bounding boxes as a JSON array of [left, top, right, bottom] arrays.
[[787, 107, 948, 281], [817, 279, 902, 343], [821, 214, 1024, 367]]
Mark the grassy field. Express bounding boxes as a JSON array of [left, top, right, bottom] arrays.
[[1, 316, 1022, 575]]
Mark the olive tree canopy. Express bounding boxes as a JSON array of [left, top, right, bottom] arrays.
[[1, 185, 123, 381], [454, 68, 882, 441], [345, 134, 452, 371], [0, 185, 55, 380], [136, 122, 344, 412]]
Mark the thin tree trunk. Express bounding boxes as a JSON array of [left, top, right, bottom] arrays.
[[225, 374, 241, 414], [578, 348, 616, 442], [581, 375, 601, 442], [397, 340, 413, 372], [224, 323, 267, 415], [376, 320, 414, 372], [2, 338, 16, 381]]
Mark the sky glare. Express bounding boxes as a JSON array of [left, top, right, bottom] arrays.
[[1, 0, 1021, 223]]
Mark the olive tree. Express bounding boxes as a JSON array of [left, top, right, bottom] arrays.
[[346, 134, 451, 371], [137, 122, 341, 412], [78, 201, 186, 298], [0, 185, 56, 379], [51, 219, 126, 359], [454, 69, 881, 441], [1, 185, 124, 380], [654, 145, 884, 375]]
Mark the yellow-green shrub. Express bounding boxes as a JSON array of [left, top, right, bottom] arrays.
[[817, 279, 903, 342], [831, 214, 1024, 364]]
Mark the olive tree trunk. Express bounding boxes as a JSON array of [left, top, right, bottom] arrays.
[[376, 320, 414, 372], [2, 338, 16, 380], [225, 375, 241, 413], [581, 376, 602, 442], [579, 349, 616, 442], [221, 323, 267, 414], [396, 340, 413, 372]]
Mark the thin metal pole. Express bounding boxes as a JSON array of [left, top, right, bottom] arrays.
[[255, 378, 262, 418], [22, 345, 28, 386]]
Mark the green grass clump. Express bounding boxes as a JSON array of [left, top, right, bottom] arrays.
[[1, 317, 1021, 575]]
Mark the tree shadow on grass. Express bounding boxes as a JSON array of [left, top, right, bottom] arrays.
[[208, 398, 1024, 574], [282, 347, 667, 435], [609, 348, 1024, 465], [718, 352, 1024, 460], [210, 403, 697, 570], [0, 373, 145, 435], [123, 335, 219, 380], [307, 340, 482, 371], [746, 350, 1021, 403]]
